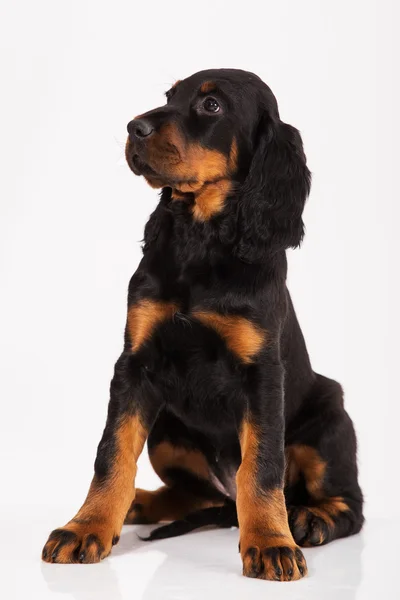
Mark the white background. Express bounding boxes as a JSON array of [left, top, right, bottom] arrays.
[[0, 1, 398, 598]]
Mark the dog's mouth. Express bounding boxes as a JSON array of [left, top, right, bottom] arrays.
[[126, 138, 175, 185], [129, 154, 179, 189], [125, 151, 169, 189], [130, 154, 159, 178], [126, 145, 200, 192]]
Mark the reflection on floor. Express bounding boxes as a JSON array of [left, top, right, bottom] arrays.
[[4, 507, 397, 599]]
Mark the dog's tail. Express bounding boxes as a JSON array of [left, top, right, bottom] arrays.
[[140, 500, 238, 541]]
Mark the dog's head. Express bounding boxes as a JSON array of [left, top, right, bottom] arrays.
[[126, 69, 311, 259]]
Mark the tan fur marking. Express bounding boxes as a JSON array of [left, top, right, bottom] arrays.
[[73, 416, 147, 527], [150, 441, 211, 484], [124, 486, 222, 524], [286, 445, 350, 546], [237, 421, 305, 579], [200, 80, 216, 93], [42, 416, 148, 562], [295, 506, 309, 529], [127, 299, 178, 352], [289, 498, 350, 547], [193, 311, 266, 363], [170, 188, 190, 201], [175, 144, 230, 187], [137, 124, 238, 219], [125, 136, 132, 159], [301, 498, 350, 540], [306, 506, 335, 528], [237, 422, 292, 541], [190, 137, 238, 220], [228, 137, 238, 173], [285, 446, 300, 486], [325, 497, 350, 514], [192, 179, 232, 221], [285, 444, 326, 499], [312, 497, 350, 519], [141, 123, 228, 189]]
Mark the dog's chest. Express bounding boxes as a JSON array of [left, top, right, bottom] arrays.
[[127, 224, 267, 404], [127, 235, 268, 432], [127, 270, 266, 369]]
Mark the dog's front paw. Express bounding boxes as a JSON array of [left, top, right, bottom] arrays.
[[241, 537, 307, 581], [42, 520, 119, 564]]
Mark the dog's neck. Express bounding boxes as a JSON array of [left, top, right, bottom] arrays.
[[169, 179, 233, 222]]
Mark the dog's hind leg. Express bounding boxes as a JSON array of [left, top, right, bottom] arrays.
[[285, 374, 364, 547], [125, 485, 224, 524]]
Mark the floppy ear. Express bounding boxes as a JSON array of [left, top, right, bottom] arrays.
[[233, 114, 311, 262]]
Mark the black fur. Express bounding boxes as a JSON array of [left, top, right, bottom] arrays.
[[42, 69, 363, 578], [141, 502, 238, 541]]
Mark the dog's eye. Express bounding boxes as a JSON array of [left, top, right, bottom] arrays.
[[203, 97, 220, 113]]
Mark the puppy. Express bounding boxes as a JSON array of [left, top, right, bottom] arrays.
[[42, 69, 363, 581]]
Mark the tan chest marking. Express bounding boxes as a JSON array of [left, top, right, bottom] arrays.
[[127, 299, 178, 352], [193, 310, 266, 363], [171, 137, 238, 221], [191, 179, 233, 221]]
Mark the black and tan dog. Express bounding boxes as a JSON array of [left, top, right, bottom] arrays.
[[42, 69, 364, 581]]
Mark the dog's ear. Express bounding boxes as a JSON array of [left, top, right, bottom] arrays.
[[233, 114, 311, 262]]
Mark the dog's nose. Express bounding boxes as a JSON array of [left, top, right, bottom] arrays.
[[127, 118, 154, 139]]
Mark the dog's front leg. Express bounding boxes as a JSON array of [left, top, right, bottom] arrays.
[[236, 361, 307, 581], [42, 353, 157, 564]]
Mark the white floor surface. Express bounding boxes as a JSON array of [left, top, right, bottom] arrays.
[[2, 507, 398, 599]]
